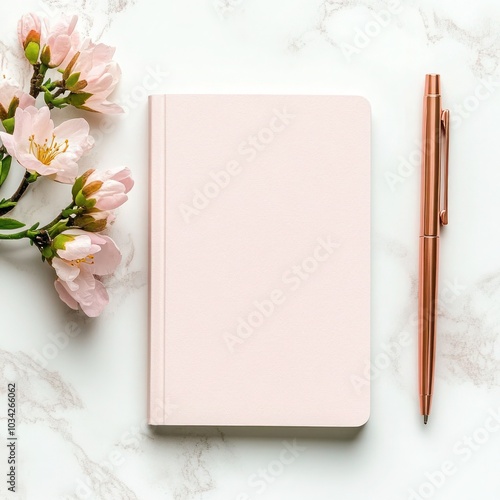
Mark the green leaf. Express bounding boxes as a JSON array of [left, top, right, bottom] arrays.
[[41, 246, 54, 260], [0, 156, 12, 187], [0, 199, 16, 210], [52, 233, 73, 250], [67, 92, 92, 108], [2, 117, 14, 134], [72, 169, 94, 200], [65, 72, 80, 90], [0, 218, 25, 230], [75, 191, 96, 208]]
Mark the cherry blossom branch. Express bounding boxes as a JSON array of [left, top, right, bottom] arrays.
[[0, 201, 75, 241], [29, 63, 46, 98], [0, 64, 47, 214], [39, 202, 78, 231], [0, 229, 31, 240], [0, 172, 38, 216], [0, 12, 133, 316]]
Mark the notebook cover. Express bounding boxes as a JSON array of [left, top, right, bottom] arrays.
[[148, 94, 370, 426]]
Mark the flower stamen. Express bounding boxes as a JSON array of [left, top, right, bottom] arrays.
[[70, 254, 95, 267], [29, 133, 69, 165]]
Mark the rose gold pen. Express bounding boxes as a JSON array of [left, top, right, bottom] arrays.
[[418, 74, 450, 424]]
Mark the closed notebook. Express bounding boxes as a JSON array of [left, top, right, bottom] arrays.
[[148, 94, 370, 426]]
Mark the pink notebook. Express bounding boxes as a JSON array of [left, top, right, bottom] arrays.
[[148, 95, 370, 426]]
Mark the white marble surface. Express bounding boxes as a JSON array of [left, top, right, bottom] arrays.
[[1, 0, 500, 499]]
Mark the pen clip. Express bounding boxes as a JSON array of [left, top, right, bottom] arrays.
[[440, 109, 450, 226]]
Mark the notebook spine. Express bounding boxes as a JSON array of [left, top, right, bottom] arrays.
[[148, 95, 167, 425]]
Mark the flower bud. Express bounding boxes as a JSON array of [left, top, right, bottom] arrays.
[[18, 14, 42, 65], [51, 229, 121, 317], [40, 15, 79, 68], [59, 39, 123, 114], [52, 233, 75, 251], [74, 210, 115, 232], [0, 79, 35, 124], [73, 167, 133, 211]]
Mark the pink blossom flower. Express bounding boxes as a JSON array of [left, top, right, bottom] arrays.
[[74, 167, 134, 210], [0, 106, 94, 183], [40, 15, 79, 68], [51, 230, 121, 317], [0, 79, 35, 122], [18, 13, 41, 49], [63, 39, 122, 114]]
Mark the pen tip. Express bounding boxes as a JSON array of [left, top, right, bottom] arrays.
[[424, 415, 428, 425]]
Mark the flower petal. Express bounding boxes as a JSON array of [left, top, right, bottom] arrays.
[[79, 279, 109, 317], [31, 106, 54, 142], [0, 132, 16, 158], [91, 236, 121, 276], [54, 279, 79, 310], [53, 118, 94, 154], [52, 256, 80, 282], [57, 233, 98, 261]]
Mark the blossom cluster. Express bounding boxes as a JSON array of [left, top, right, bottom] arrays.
[[0, 14, 133, 317]]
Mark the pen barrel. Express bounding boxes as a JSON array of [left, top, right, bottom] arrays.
[[418, 235, 439, 415], [420, 90, 442, 237]]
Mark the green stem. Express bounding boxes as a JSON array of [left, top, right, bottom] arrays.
[[0, 201, 75, 242], [41, 80, 58, 92], [0, 229, 36, 240], [47, 95, 70, 110], [40, 202, 76, 231], [41, 84, 68, 110]]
